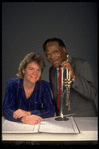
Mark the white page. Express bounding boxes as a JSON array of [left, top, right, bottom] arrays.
[[39, 116, 79, 133], [33, 123, 40, 132], [2, 119, 38, 133], [2, 117, 79, 134]]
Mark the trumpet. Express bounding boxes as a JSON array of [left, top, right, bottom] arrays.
[[57, 55, 72, 121], [63, 55, 72, 110]]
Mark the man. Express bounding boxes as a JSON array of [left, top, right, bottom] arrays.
[[43, 38, 97, 117]]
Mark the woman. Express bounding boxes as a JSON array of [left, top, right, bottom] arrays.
[[3, 52, 55, 125]]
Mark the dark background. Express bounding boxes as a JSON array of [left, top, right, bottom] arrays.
[[2, 2, 98, 110]]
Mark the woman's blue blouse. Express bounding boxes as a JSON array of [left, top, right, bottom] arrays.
[[3, 78, 55, 122]]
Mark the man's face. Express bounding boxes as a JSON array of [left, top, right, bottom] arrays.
[[45, 41, 67, 68]]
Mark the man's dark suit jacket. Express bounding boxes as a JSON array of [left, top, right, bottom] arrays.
[[49, 55, 97, 117]]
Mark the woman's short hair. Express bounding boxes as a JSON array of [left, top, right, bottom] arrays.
[[16, 52, 46, 79]]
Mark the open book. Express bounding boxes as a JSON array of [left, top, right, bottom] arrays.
[[2, 116, 80, 134]]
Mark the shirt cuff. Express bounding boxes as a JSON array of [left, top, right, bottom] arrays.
[[30, 110, 41, 116]]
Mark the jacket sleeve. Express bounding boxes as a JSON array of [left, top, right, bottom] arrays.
[[30, 82, 55, 119], [40, 83, 55, 118], [3, 79, 21, 122], [71, 61, 97, 100]]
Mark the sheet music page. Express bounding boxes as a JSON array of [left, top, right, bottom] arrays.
[[39, 116, 79, 133], [33, 123, 40, 132], [2, 117, 79, 134], [2, 119, 38, 133]]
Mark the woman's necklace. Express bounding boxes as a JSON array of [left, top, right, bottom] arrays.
[[24, 88, 34, 99], [24, 84, 35, 99]]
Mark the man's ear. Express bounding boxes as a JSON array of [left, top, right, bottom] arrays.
[[63, 47, 66, 53]]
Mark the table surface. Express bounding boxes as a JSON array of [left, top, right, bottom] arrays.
[[2, 117, 98, 141]]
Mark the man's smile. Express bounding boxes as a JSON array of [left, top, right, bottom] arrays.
[[51, 58, 60, 64]]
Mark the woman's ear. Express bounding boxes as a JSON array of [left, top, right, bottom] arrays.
[[22, 69, 25, 74]]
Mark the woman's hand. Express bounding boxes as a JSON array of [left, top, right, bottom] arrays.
[[13, 109, 31, 119], [21, 115, 44, 125]]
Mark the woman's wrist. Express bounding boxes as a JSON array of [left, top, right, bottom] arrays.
[[27, 111, 31, 116]]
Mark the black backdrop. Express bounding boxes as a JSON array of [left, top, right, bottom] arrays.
[[2, 2, 98, 110]]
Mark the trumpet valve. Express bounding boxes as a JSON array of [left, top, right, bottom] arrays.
[[66, 102, 68, 106], [68, 107, 71, 110], [63, 78, 68, 86], [68, 104, 71, 110]]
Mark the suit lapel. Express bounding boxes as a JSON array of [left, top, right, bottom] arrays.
[[50, 66, 58, 101], [50, 55, 73, 102]]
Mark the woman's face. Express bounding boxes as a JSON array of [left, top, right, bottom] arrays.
[[22, 61, 41, 84]]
